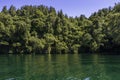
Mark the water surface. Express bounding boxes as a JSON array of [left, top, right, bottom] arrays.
[[0, 54, 120, 80]]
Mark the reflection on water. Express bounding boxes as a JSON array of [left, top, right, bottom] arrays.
[[5, 78, 16, 80], [84, 77, 90, 80], [0, 54, 120, 80]]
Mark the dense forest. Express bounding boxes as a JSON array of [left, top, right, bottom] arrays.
[[0, 3, 120, 54]]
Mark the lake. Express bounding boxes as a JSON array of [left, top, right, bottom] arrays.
[[0, 54, 120, 80]]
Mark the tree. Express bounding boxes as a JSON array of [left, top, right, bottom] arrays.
[[9, 5, 16, 16], [1, 6, 8, 14], [28, 37, 46, 53], [0, 4, 120, 54], [44, 33, 56, 54]]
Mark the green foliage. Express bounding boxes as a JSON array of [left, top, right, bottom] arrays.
[[28, 37, 46, 53], [9, 5, 16, 16], [1, 6, 8, 14], [0, 4, 120, 54]]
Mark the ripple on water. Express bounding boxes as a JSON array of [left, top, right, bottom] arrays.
[[84, 77, 90, 80], [5, 78, 16, 80], [66, 76, 90, 80], [5, 77, 24, 80], [66, 76, 80, 80]]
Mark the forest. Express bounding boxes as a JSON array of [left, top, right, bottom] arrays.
[[0, 3, 120, 54]]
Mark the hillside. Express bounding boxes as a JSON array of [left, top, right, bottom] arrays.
[[0, 3, 120, 54]]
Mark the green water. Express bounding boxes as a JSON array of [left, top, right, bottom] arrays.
[[0, 54, 120, 80]]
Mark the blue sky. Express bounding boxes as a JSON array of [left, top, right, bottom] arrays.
[[0, 0, 120, 17]]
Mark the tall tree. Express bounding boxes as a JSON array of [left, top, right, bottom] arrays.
[[9, 5, 16, 16]]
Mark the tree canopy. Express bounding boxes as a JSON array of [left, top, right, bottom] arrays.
[[0, 4, 120, 54]]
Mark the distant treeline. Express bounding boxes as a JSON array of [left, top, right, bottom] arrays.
[[0, 3, 120, 54]]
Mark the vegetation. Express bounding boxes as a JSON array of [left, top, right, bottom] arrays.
[[0, 3, 120, 54]]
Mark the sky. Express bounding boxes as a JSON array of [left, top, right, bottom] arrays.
[[0, 0, 120, 17]]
